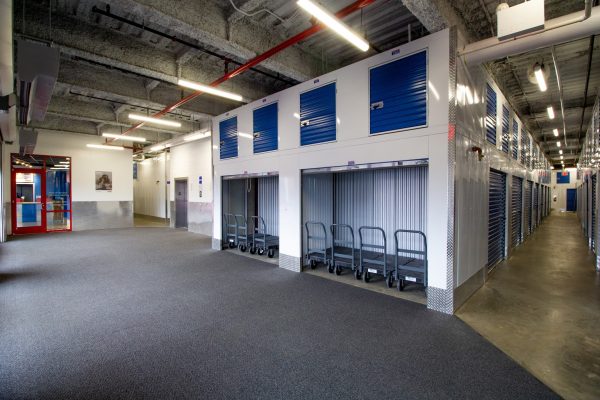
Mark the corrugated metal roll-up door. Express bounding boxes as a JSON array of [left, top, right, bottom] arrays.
[[485, 84, 497, 145], [300, 82, 336, 146], [253, 103, 278, 154], [488, 169, 506, 268], [524, 180, 532, 236], [592, 174, 597, 251], [257, 176, 279, 236], [511, 119, 519, 160], [501, 106, 510, 153], [369, 50, 427, 135], [532, 183, 539, 229], [511, 176, 523, 248], [520, 130, 527, 165], [219, 117, 238, 160]]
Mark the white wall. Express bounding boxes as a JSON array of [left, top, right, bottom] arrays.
[[212, 30, 451, 292], [134, 153, 167, 218], [551, 167, 578, 211], [169, 138, 213, 204]]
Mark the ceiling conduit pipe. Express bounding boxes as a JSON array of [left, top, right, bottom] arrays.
[[116, 0, 376, 139], [550, 46, 568, 149], [460, 2, 599, 65], [0, 0, 17, 143]]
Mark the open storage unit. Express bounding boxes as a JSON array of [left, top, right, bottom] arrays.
[[302, 161, 428, 292], [221, 174, 279, 259]]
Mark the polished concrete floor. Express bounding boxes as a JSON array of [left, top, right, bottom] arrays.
[[133, 213, 170, 228], [458, 212, 600, 400]]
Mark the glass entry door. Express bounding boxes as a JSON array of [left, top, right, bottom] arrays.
[[12, 169, 46, 234], [46, 169, 71, 231]]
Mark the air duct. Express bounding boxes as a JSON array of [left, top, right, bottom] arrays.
[[0, 0, 16, 143]]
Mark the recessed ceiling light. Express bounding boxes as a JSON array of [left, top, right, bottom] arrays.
[[556, 141, 561, 147], [547, 106, 555, 119], [553, 129, 559, 137]]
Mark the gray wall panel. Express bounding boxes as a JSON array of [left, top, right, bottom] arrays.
[[188, 202, 213, 236], [72, 201, 133, 231]]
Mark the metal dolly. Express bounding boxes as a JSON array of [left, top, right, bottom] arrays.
[[394, 230, 428, 291], [234, 214, 253, 252], [249, 216, 279, 258], [304, 221, 332, 270], [358, 226, 396, 287], [330, 224, 360, 277], [223, 213, 238, 249]]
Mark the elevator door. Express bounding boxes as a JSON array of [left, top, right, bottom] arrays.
[[175, 179, 188, 228]]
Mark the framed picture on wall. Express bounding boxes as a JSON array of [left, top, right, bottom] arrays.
[[95, 171, 113, 191]]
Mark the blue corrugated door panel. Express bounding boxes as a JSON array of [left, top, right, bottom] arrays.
[[512, 119, 519, 160], [488, 169, 506, 267], [511, 176, 523, 247], [300, 82, 336, 146], [520, 131, 527, 165], [369, 50, 427, 135], [253, 102, 278, 153], [486, 83, 497, 145], [219, 116, 238, 159], [501, 106, 510, 153]]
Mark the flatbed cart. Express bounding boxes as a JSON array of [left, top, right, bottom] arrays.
[[330, 224, 360, 276], [234, 214, 253, 252], [394, 230, 427, 291], [249, 216, 279, 258], [358, 226, 396, 287], [304, 221, 332, 270], [223, 213, 238, 249]]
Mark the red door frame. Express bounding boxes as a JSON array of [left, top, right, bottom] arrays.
[[10, 153, 73, 235]]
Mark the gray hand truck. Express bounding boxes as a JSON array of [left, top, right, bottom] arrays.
[[304, 221, 332, 270], [358, 226, 396, 287], [394, 230, 427, 291]]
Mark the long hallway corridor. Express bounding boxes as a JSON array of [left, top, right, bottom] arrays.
[[458, 213, 600, 400]]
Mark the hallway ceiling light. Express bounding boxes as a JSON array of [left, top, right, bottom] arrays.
[[533, 63, 547, 92], [87, 144, 125, 151], [102, 133, 147, 143], [58, 161, 69, 164], [297, 0, 370, 52], [547, 106, 555, 119], [150, 145, 165, 152], [559, 150, 563, 155], [184, 131, 210, 142], [553, 129, 559, 137], [178, 79, 243, 102], [560, 156, 564, 160], [556, 141, 561, 147], [129, 114, 182, 128]]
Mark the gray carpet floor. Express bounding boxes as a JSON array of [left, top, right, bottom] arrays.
[[0, 228, 558, 400]]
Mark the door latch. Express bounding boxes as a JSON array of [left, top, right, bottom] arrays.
[[253, 133, 261, 139], [370, 101, 384, 111], [300, 120, 310, 127]]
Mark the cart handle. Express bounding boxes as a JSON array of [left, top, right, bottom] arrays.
[[393, 229, 427, 256]]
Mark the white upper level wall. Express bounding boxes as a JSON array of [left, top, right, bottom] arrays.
[[169, 137, 213, 204]]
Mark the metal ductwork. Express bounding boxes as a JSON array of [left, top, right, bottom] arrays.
[[460, 5, 600, 65], [16, 40, 60, 126], [0, 0, 16, 143], [19, 127, 38, 155]]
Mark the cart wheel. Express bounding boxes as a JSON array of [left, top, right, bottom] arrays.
[[249, 246, 257, 254], [335, 265, 342, 275], [267, 249, 275, 258], [354, 269, 361, 280], [239, 244, 247, 252], [398, 279, 405, 292], [327, 263, 335, 273], [310, 260, 317, 269], [386, 274, 393, 288], [363, 271, 371, 283], [228, 242, 235, 249], [258, 248, 265, 256]]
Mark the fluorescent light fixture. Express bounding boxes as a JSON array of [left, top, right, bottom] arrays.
[[556, 141, 561, 147], [297, 0, 369, 52], [184, 131, 210, 142], [178, 79, 243, 102], [553, 129, 559, 137], [102, 133, 147, 143], [559, 150, 563, 155], [87, 144, 125, 151], [129, 114, 182, 128], [534, 63, 547, 92], [547, 106, 555, 119], [150, 145, 165, 152], [58, 161, 70, 164]]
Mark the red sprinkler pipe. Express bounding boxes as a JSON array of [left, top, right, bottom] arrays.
[[118, 0, 376, 138]]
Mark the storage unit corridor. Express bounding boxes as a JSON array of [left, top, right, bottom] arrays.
[[302, 162, 428, 292], [222, 175, 279, 258]]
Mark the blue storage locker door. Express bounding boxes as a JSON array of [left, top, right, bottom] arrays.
[[485, 84, 497, 145], [253, 102, 278, 153], [501, 106, 509, 153], [525, 180, 533, 235], [512, 119, 519, 160], [511, 176, 523, 247], [300, 82, 336, 146], [369, 51, 427, 135], [520, 130, 527, 165], [488, 169, 506, 268], [592, 174, 597, 251], [219, 116, 238, 159], [532, 183, 538, 228]]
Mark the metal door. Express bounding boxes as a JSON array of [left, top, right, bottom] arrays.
[[485, 83, 497, 145], [369, 50, 427, 135], [501, 105, 509, 153], [511, 119, 519, 160], [533, 183, 539, 228], [175, 179, 188, 228], [219, 116, 238, 159], [566, 188, 577, 212], [510, 176, 523, 248], [524, 180, 532, 236], [253, 102, 278, 153], [488, 169, 506, 268], [300, 82, 336, 146], [592, 174, 597, 251]]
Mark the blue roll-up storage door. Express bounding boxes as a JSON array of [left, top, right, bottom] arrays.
[[253, 102, 278, 153], [219, 116, 238, 159], [501, 106, 509, 153], [512, 119, 519, 160], [486, 84, 497, 145], [520, 130, 527, 165], [369, 51, 427, 135], [488, 169, 506, 268], [592, 174, 596, 252], [511, 176, 523, 248], [300, 82, 336, 146], [525, 180, 533, 235], [532, 183, 538, 228]]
